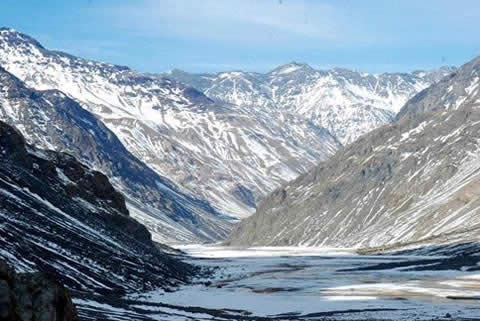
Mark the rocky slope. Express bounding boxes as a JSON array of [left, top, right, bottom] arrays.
[[0, 28, 340, 219], [228, 55, 480, 248], [0, 121, 195, 294], [0, 66, 231, 244], [167, 63, 454, 145], [0, 260, 78, 321], [397, 56, 480, 120]]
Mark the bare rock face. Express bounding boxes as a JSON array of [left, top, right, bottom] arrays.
[[0, 260, 78, 321]]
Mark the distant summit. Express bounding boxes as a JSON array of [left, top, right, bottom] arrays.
[[269, 62, 314, 75], [167, 62, 453, 145]]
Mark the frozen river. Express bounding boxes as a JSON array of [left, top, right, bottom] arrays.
[[75, 245, 480, 320]]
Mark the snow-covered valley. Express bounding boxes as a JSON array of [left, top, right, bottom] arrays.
[[2, 1, 480, 320], [74, 245, 480, 321]]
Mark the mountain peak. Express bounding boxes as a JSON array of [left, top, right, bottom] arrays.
[[0, 27, 44, 50], [465, 55, 480, 69], [269, 62, 314, 75], [0, 27, 16, 32]]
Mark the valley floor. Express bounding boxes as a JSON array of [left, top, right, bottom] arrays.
[[74, 245, 480, 321]]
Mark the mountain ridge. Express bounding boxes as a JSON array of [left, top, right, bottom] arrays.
[[0, 28, 457, 240], [0, 65, 232, 244], [228, 55, 480, 249], [0, 28, 340, 220], [166, 62, 454, 145]]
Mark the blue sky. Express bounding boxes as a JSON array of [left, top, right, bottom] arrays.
[[1, 0, 479, 73]]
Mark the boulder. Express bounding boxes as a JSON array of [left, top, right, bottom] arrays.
[[0, 260, 78, 321]]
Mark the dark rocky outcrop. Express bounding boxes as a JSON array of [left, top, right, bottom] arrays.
[[0, 121, 196, 295], [0, 259, 78, 321]]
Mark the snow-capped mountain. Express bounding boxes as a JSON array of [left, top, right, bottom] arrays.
[[228, 55, 480, 249], [0, 66, 231, 244], [0, 121, 195, 294], [0, 28, 339, 219], [167, 63, 454, 145]]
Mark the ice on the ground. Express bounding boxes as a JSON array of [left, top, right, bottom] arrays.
[[76, 245, 480, 320]]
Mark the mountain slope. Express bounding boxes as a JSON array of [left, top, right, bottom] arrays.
[[168, 63, 454, 145], [397, 56, 480, 120], [0, 28, 339, 219], [228, 56, 480, 248], [0, 121, 195, 294], [0, 66, 231, 243]]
